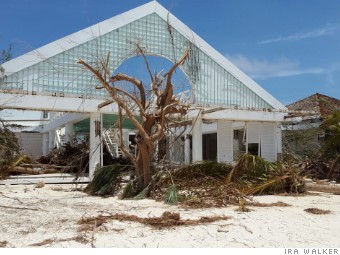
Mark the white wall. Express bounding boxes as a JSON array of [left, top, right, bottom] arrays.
[[16, 132, 43, 159]]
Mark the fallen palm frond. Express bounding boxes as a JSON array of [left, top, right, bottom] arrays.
[[164, 184, 178, 205], [304, 208, 331, 215], [164, 170, 178, 205], [77, 211, 230, 230], [120, 180, 137, 199], [227, 154, 276, 184], [86, 164, 129, 196], [231, 155, 305, 194], [11, 155, 30, 168], [245, 176, 288, 195], [248, 201, 291, 207]]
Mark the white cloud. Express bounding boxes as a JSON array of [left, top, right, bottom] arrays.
[[259, 24, 339, 44], [325, 62, 340, 85], [227, 54, 325, 79]]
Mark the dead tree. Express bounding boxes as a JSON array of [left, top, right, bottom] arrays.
[[78, 46, 190, 190]]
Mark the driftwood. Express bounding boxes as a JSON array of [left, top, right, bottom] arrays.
[[20, 164, 72, 170], [10, 166, 61, 175], [306, 183, 340, 194], [9, 163, 74, 175], [0, 205, 40, 211]]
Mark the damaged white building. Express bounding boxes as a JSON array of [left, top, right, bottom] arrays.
[[0, 1, 287, 177]]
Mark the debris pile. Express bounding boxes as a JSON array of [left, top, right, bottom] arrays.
[[77, 211, 230, 230], [302, 160, 340, 182], [304, 208, 331, 215], [149, 155, 306, 208], [38, 142, 89, 174]]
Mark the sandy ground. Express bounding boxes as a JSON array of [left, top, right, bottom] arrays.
[[0, 184, 339, 248]]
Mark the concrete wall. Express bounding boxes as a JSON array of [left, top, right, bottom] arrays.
[[16, 132, 43, 160]]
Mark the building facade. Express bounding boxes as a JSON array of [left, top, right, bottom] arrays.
[[0, 1, 287, 177]]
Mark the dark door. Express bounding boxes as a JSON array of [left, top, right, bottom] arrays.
[[203, 133, 217, 161]]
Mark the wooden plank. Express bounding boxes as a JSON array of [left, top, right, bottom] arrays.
[[0, 176, 90, 185], [8, 173, 76, 179]]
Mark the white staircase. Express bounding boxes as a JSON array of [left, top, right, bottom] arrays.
[[103, 128, 123, 159]]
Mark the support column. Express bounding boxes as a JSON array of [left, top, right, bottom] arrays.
[[217, 120, 233, 163], [42, 132, 49, 155], [192, 118, 202, 162], [64, 122, 74, 144], [48, 130, 55, 150], [276, 123, 282, 161], [89, 112, 102, 178], [184, 134, 191, 164]]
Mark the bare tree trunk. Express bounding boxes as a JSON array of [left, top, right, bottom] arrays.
[[142, 143, 152, 188], [133, 140, 153, 190], [134, 154, 144, 191]]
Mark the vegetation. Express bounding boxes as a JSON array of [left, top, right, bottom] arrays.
[[282, 111, 340, 182], [78, 44, 190, 192], [0, 43, 12, 77], [0, 121, 21, 179], [319, 111, 340, 160], [1, 45, 23, 179], [282, 127, 321, 162], [85, 155, 305, 207], [0, 43, 12, 64], [148, 156, 305, 208]]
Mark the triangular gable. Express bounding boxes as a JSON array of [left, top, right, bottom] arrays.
[[0, 1, 286, 110]]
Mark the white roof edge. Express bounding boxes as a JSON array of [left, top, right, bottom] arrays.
[[153, 3, 286, 110], [2, 0, 286, 110], [1, 1, 158, 75]]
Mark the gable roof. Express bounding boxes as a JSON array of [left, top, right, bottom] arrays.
[[287, 93, 340, 118], [1, 1, 286, 110]]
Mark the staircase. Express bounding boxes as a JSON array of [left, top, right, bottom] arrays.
[[103, 128, 122, 159]]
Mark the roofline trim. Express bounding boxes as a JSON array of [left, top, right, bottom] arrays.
[[2, 1, 286, 109]]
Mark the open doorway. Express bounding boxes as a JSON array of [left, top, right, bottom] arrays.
[[203, 133, 217, 161]]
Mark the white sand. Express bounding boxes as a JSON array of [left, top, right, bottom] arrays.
[[0, 184, 339, 248]]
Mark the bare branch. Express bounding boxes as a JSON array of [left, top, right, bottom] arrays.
[[114, 87, 146, 120], [161, 49, 189, 106], [151, 102, 178, 142], [110, 73, 146, 108], [77, 59, 149, 139], [135, 44, 155, 87]]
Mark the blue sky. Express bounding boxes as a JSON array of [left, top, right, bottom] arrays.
[[1, 0, 340, 107]]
